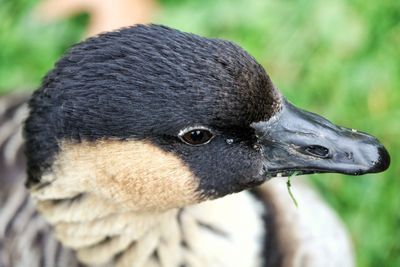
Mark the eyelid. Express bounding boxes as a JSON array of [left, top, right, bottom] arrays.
[[178, 125, 215, 137], [178, 126, 216, 146]]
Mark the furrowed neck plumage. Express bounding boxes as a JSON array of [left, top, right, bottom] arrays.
[[29, 140, 265, 267]]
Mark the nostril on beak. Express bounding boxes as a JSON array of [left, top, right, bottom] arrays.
[[302, 145, 330, 159]]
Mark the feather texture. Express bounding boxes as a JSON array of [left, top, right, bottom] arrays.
[[0, 92, 354, 267], [0, 93, 83, 267]]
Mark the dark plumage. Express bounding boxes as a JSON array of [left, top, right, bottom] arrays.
[[25, 24, 280, 197]]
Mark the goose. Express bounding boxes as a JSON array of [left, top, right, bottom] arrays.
[[0, 24, 390, 267]]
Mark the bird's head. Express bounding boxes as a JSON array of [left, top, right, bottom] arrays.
[[24, 25, 390, 212]]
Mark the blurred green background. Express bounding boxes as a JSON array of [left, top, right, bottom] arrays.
[[1, 0, 399, 265]]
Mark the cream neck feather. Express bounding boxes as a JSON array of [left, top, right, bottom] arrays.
[[31, 188, 265, 267], [28, 140, 265, 266]]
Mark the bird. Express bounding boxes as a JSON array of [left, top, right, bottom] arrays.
[[0, 24, 390, 267]]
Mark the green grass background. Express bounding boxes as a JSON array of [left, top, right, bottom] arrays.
[[1, 0, 399, 265]]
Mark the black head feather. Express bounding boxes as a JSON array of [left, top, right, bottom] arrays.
[[24, 24, 281, 195]]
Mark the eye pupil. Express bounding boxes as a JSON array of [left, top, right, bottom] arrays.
[[191, 130, 204, 142], [180, 128, 214, 145]]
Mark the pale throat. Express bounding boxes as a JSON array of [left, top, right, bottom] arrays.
[[29, 140, 265, 267]]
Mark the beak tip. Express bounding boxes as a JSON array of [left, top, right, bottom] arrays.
[[370, 145, 390, 173]]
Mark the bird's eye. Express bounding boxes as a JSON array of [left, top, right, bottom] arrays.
[[179, 128, 214, 146]]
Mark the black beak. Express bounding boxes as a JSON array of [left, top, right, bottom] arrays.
[[252, 98, 390, 178]]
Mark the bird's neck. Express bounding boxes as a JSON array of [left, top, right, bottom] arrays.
[[31, 186, 265, 267], [28, 140, 265, 266]]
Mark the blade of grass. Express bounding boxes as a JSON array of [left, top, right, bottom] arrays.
[[287, 172, 299, 207]]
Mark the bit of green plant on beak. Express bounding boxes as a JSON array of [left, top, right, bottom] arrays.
[[287, 172, 299, 208]]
